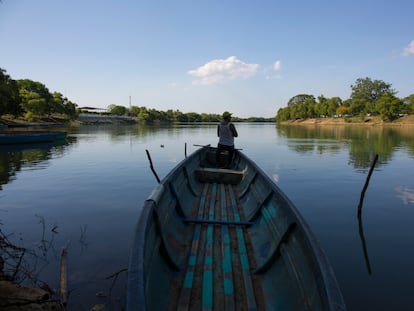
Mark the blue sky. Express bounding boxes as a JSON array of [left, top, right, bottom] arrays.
[[1, 0, 413, 118]]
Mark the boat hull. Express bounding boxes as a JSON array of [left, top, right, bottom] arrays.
[[127, 147, 346, 310], [0, 131, 67, 144]]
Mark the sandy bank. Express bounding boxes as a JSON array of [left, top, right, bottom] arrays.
[[280, 115, 414, 126]]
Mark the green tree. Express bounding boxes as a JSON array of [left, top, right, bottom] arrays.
[[0, 68, 21, 116], [350, 77, 395, 115], [349, 98, 366, 115], [326, 97, 342, 116], [336, 105, 349, 116], [129, 105, 141, 117], [17, 79, 53, 116], [107, 104, 127, 115], [185, 112, 201, 122], [304, 97, 316, 118], [351, 77, 395, 102], [19, 90, 48, 116], [137, 107, 149, 122], [276, 107, 290, 122], [314, 102, 325, 117], [283, 94, 316, 119], [402, 94, 414, 114], [287, 94, 316, 106], [376, 92, 404, 120], [52, 92, 77, 119], [175, 110, 187, 122], [147, 108, 162, 122]]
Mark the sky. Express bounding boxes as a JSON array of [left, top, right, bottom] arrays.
[[1, 0, 413, 118]]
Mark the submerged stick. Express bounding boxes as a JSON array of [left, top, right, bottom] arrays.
[[59, 247, 68, 306], [356, 154, 378, 275], [145, 149, 161, 183], [358, 212, 372, 275], [357, 154, 379, 218]]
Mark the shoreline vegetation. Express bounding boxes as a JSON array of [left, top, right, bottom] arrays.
[[2, 67, 413, 127], [2, 114, 414, 128], [0, 114, 276, 127], [279, 115, 414, 126]]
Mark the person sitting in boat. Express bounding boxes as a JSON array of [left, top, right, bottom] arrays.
[[216, 111, 238, 168]]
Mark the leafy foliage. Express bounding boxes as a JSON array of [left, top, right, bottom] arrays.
[[276, 77, 412, 122], [0, 68, 21, 116], [108, 104, 127, 116], [350, 77, 395, 103], [0, 68, 78, 120]]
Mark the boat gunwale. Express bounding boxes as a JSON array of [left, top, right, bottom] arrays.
[[238, 149, 346, 310]]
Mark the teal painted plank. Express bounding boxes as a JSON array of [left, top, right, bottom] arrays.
[[202, 183, 216, 310], [188, 255, 197, 266], [262, 203, 283, 241], [228, 184, 258, 311], [177, 184, 209, 310], [220, 184, 235, 310], [183, 272, 194, 288], [223, 278, 234, 295]]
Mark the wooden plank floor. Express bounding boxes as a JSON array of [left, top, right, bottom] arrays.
[[171, 183, 265, 311]]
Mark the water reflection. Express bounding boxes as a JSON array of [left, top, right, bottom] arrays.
[[0, 137, 77, 189], [277, 124, 414, 170], [396, 186, 414, 205], [73, 123, 215, 135]]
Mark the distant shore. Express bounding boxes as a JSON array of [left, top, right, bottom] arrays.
[[0, 114, 135, 127], [3, 114, 414, 127], [279, 115, 414, 126]]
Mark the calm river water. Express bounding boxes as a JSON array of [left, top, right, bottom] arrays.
[[1, 123, 414, 310]]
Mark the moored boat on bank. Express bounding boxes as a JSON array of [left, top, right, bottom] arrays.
[[0, 131, 67, 144]]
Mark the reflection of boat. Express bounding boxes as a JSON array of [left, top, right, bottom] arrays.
[[127, 146, 345, 310], [0, 131, 67, 144]]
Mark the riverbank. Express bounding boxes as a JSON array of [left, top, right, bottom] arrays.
[[0, 114, 136, 127], [3, 114, 414, 127], [280, 115, 414, 126], [0, 116, 70, 128]]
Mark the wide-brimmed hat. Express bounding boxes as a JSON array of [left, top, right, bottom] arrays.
[[222, 111, 232, 119]]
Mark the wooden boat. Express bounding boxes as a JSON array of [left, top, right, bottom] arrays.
[[0, 131, 67, 144], [127, 146, 346, 310]]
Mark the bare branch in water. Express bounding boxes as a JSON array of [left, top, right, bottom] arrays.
[[106, 268, 128, 296]]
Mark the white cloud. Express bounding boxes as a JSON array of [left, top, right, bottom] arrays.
[[188, 56, 259, 85], [273, 60, 281, 71], [402, 40, 414, 56]]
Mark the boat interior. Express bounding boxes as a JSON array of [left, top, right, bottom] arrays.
[[128, 147, 343, 310]]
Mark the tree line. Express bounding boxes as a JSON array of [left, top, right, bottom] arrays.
[[1, 68, 272, 123], [1, 68, 77, 121], [276, 77, 414, 122], [104, 104, 271, 123], [4, 68, 412, 124]]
